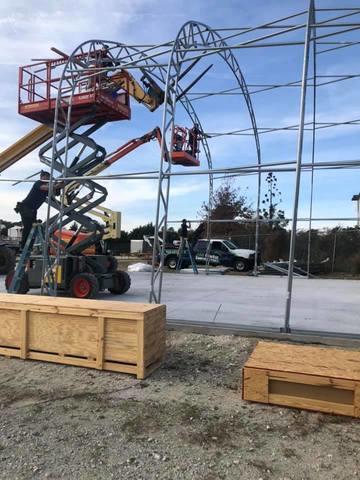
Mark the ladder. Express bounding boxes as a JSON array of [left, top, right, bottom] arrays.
[[176, 238, 198, 274], [8, 223, 53, 293]]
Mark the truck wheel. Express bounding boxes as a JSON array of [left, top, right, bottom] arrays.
[[234, 258, 248, 272], [165, 255, 178, 270], [5, 270, 29, 294], [70, 273, 99, 299], [0, 246, 15, 275], [109, 271, 131, 295], [107, 255, 118, 273]]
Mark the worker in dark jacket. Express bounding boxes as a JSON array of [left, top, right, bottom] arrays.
[[16, 171, 62, 249], [188, 124, 200, 157], [180, 219, 191, 239]]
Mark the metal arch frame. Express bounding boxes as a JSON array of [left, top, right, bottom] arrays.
[[42, 37, 216, 297], [42, 25, 259, 303], [149, 20, 262, 303]]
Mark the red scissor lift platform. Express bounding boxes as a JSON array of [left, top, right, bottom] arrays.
[[18, 56, 131, 125], [18, 55, 200, 167]]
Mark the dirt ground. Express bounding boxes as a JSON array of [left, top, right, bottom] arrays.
[[0, 332, 359, 480]]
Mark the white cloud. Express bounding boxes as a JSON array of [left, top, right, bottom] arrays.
[[105, 178, 201, 206], [1, 0, 359, 231]]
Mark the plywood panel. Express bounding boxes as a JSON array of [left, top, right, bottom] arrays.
[[104, 319, 138, 363], [268, 393, 355, 417], [0, 294, 159, 314], [144, 315, 166, 366], [269, 370, 356, 390], [243, 342, 360, 418], [28, 312, 98, 358], [243, 368, 268, 403], [96, 317, 105, 370], [246, 341, 360, 382], [0, 309, 21, 347]]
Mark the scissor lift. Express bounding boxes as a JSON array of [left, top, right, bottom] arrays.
[[6, 50, 202, 297]]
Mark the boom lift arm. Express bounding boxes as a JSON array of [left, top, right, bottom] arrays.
[[109, 71, 164, 112], [88, 127, 163, 177], [0, 125, 52, 173]]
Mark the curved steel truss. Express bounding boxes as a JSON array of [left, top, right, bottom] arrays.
[[148, 21, 261, 302], [31, 0, 360, 335], [43, 24, 261, 302]]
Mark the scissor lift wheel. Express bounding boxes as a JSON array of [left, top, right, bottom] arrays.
[[70, 272, 99, 299]]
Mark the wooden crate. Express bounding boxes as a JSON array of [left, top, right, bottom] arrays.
[[0, 294, 166, 379], [242, 341, 360, 417]]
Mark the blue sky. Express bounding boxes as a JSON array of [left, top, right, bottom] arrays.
[[0, 0, 360, 231]]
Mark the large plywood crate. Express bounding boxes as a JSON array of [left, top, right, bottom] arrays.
[[243, 341, 360, 417], [0, 294, 166, 379]]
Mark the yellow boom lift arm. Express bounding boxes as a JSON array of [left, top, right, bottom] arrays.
[[0, 125, 52, 173]]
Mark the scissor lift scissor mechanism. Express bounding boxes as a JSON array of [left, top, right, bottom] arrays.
[[2, 48, 202, 297]]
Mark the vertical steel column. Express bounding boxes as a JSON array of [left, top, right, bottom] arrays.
[[253, 169, 261, 275], [149, 50, 180, 303], [284, 0, 314, 332], [306, 8, 317, 278]]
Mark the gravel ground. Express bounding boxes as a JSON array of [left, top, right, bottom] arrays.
[[0, 332, 359, 479]]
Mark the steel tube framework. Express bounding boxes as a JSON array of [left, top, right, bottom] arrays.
[[284, 0, 315, 333], [24, 1, 359, 337]]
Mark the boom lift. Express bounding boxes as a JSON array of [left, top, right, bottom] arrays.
[[3, 48, 202, 298]]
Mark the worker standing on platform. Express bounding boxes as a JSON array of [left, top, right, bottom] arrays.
[[100, 45, 118, 74], [15, 171, 62, 249], [188, 124, 200, 157]]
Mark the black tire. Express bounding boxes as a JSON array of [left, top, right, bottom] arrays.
[[234, 258, 249, 272], [109, 270, 131, 295], [0, 246, 16, 275], [165, 255, 178, 270], [107, 255, 118, 273], [69, 272, 99, 299], [5, 270, 29, 294]]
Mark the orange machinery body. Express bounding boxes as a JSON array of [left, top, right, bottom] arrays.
[[171, 151, 200, 167], [171, 126, 200, 167], [51, 230, 96, 255], [99, 126, 201, 171], [18, 55, 131, 125]]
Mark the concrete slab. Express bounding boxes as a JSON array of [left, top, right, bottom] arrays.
[[0, 273, 358, 335]]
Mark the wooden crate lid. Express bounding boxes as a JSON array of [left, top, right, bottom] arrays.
[[0, 294, 165, 318], [245, 341, 360, 382]]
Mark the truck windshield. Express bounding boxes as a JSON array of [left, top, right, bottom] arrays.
[[223, 240, 238, 250]]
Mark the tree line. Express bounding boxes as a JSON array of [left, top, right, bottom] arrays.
[[2, 176, 359, 273], [113, 177, 360, 274]]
